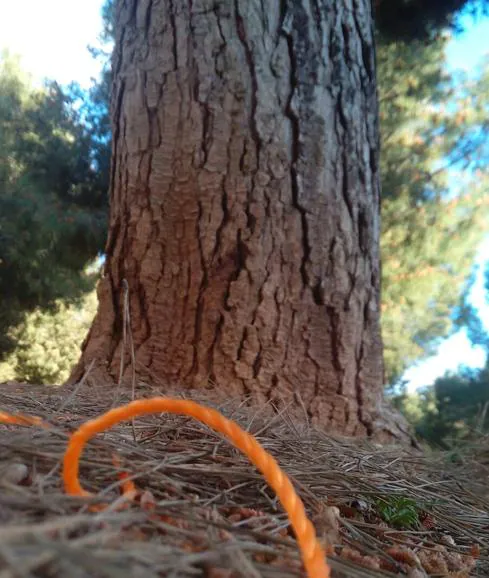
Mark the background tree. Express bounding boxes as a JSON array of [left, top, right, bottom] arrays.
[[391, 263, 489, 446], [455, 262, 489, 350], [0, 291, 98, 384], [0, 51, 109, 377], [377, 36, 489, 383], [393, 363, 489, 447]]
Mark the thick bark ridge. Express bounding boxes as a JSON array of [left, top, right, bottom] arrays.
[[73, 0, 413, 443]]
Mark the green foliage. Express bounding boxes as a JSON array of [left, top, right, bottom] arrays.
[[434, 367, 489, 432], [375, 496, 420, 529], [0, 0, 112, 384], [394, 365, 489, 447], [0, 51, 108, 363], [0, 288, 98, 384], [100, 0, 115, 43], [392, 354, 489, 446], [391, 386, 439, 427], [455, 263, 489, 350], [391, 259, 489, 447], [377, 35, 489, 384]]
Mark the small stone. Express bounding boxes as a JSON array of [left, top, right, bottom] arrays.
[[1, 463, 29, 485]]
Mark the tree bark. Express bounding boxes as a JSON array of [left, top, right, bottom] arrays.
[[72, 0, 413, 443]]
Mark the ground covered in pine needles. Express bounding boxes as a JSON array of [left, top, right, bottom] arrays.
[[0, 381, 488, 578]]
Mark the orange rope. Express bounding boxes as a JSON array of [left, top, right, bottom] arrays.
[[1, 399, 331, 578], [111, 453, 138, 499], [0, 411, 137, 507], [0, 411, 44, 427]]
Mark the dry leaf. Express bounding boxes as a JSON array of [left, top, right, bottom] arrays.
[[140, 489, 156, 511], [312, 504, 341, 547]]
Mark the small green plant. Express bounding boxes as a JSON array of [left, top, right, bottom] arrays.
[[375, 496, 420, 529]]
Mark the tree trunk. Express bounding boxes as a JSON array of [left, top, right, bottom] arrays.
[[72, 0, 413, 442]]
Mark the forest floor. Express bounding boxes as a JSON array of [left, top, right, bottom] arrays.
[[0, 381, 488, 578]]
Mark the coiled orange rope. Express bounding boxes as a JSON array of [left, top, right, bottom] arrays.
[[1, 399, 331, 578]]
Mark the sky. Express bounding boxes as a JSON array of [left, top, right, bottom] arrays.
[[0, 0, 105, 88], [1, 0, 488, 392], [445, 10, 489, 72]]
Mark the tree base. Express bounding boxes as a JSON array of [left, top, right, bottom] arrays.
[[69, 359, 418, 448]]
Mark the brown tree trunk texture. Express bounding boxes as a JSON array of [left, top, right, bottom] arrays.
[[72, 0, 413, 443]]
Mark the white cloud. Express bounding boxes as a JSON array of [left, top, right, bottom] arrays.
[[403, 235, 489, 393], [404, 330, 487, 393]]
